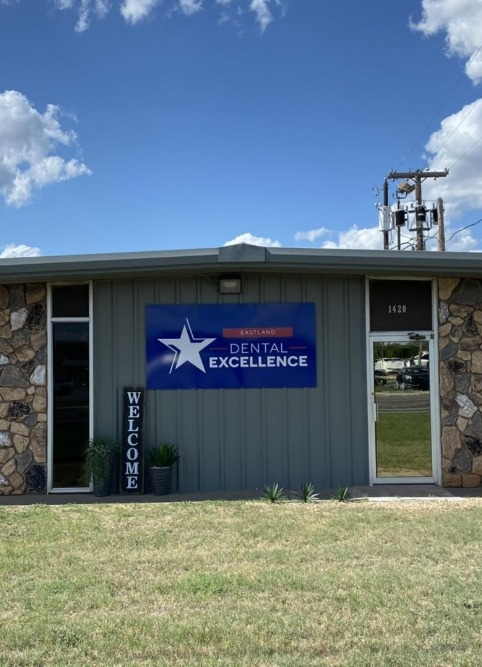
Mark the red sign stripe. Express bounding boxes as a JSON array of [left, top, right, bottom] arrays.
[[223, 327, 293, 338]]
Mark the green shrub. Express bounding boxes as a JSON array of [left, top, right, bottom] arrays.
[[293, 482, 320, 503], [262, 482, 286, 503], [149, 443, 179, 467], [333, 486, 351, 502], [83, 438, 120, 484]]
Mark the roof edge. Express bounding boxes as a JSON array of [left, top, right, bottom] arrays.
[[0, 244, 482, 282]]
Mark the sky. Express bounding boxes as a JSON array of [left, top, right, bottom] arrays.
[[1, 0, 482, 258]]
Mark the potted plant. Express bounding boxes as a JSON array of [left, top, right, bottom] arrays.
[[84, 437, 120, 497], [149, 443, 179, 495]]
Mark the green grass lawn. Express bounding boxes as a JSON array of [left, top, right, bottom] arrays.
[[1, 500, 482, 666], [376, 411, 432, 476]]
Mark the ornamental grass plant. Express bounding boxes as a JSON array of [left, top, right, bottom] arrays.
[[148, 443, 179, 468]]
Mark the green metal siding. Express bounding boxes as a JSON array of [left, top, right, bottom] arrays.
[[93, 272, 368, 492]]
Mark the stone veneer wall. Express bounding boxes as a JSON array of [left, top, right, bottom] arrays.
[[440, 278, 482, 488], [0, 284, 47, 495]]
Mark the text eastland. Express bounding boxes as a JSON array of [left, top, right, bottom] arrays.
[[125, 391, 142, 490], [208, 342, 308, 369]]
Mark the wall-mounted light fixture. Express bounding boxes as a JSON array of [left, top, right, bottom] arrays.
[[218, 274, 242, 294]]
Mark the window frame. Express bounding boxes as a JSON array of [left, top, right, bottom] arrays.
[[47, 282, 93, 493]]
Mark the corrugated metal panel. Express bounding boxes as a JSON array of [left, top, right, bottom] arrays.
[[93, 273, 368, 492]]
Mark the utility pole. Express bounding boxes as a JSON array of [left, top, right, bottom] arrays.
[[396, 199, 402, 250], [383, 179, 389, 250], [387, 169, 448, 250], [437, 196, 445, 252]]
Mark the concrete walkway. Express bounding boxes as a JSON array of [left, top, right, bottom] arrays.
[[1, 484, 482, 505]]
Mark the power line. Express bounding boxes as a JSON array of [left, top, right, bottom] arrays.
[[446, 217, 482, 244], [378, 45, 482, 253], [394, 42, 482, 172], [448, 135, 482, 172], [388, 217, 482, 251], [433, 98, 481, 157]]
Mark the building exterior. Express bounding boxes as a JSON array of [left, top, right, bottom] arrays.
[[0, 243, 482, 496]]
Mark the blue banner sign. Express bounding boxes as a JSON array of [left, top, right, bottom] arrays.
[[146, 303, 316, 390]]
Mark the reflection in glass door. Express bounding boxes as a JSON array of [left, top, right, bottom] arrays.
[[49, 284, 91, 492], [52, 322, 90, 488], [372, 339, 433, 479]]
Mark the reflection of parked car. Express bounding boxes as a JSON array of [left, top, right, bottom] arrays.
[[375, 369, 388, 386], [411, 352, 429, 367], [396, 365, 429, 390], [374, 357, 406, 373]]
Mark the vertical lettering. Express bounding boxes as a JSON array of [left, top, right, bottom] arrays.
[[121, 388, 144, 494]]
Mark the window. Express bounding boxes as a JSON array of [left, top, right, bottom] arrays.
[[49, 284, 91, 490]]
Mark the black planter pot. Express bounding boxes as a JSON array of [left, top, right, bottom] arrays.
[[92, 453, 115, 497], [150, 466, 172, 495], [93, 476, 111, 497]]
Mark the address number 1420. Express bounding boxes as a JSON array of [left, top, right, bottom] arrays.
[[388, 304, 407, 314]]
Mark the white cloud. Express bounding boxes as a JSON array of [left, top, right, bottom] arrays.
[[299, 218, 480, 252], [321, 218, 480, 253], [411, 0, 482, 84], [223, 232, 281, 247], [442, 228, 479, 252], [49, 0, 286, 30], [0, 243, 42, 258], [248, 1, 285, 31], [120, 0, 160, 23], [408, 1, 482, 244], [421, 99, 482, 218], [321, 226, 384, 251], [179, 0, 203, 15], [54, 0, 109, 32], [294, 227, 329, 243], [0, 90, 91, 207], [249, 0, 272, 31]]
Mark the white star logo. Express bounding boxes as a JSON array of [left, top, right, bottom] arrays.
[[158, 319, 216, 374]]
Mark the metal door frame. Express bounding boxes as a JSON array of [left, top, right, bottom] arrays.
[[366, 278, 441, 485], [47, 281, 93, 493]]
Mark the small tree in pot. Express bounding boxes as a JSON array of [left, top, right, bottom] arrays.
[[84, 437, 120, 497], [149, 443, 179, 495]]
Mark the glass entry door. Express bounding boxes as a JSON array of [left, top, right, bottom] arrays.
[[52, 322, 90, 488], [48, 284, 91, 492], [370, 337, 435, 482]]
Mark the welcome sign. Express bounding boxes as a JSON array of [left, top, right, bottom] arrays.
[[146, 303, 316, 390], [120, 388, 145, 494]]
